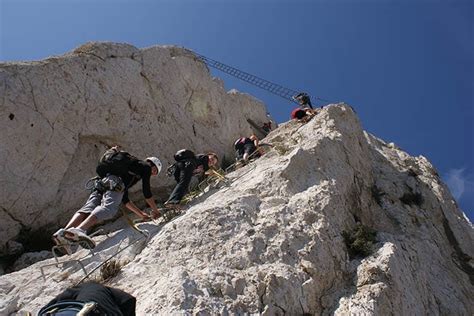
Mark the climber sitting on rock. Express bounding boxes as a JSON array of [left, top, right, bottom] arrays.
[[290, 107, 316, 123], [52, 146, 162, 250], [234, 134, 260, 163], [291, 92, 317, 123], [162, 149, 218, 212], [37, 281, 136, 315]]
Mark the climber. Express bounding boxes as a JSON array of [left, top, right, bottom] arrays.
[[293, 92, 313, 109], [261, 112, 274, 133], [290, 107, 316, 123], [234, 134, 260, 163], [52, 146, 162, 250], [262, 122, 272, 133], [37, 281, 136, 315], [162, 149, 218, 211]]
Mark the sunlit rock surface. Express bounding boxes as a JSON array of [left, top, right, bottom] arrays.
[[0, 42, 269, 255], [1, 104, 472, 315]]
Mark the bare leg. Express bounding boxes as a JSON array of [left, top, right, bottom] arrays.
[[76, 214, 98, 232], [64, 212, 88, 230], [243, 152, 249, 161]]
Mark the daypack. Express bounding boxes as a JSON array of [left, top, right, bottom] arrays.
[[174, 149, 196, 162], [96, 148, 138, 178], [234, 137, 246, 146], [234, 137, 252, 149], [291, 108, 307, 119]]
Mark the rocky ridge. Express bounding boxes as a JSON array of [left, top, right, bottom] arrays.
[[0, 104, 472, 315]]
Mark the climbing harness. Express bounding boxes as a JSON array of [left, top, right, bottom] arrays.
[[85, 176, 100, 191], [166, 163, 177, 178], [85, 176, 124, 193], [38, 301, 98, 316]]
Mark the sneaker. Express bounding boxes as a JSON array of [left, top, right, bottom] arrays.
[[64, 228, 96, 249], [52, 228, 67, 246]]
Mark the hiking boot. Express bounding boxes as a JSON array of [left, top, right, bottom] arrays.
[[64, 228, 96, 249], [52, 228, 67, 246]]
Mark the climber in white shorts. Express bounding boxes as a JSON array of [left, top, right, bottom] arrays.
[[52, 146, 162, 251]]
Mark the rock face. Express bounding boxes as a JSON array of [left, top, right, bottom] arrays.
[[11, 251, 52, 272], [0, 42, 269, 255], [1, 104, 472, 315]]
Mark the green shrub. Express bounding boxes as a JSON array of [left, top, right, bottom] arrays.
[[274, 144, 289, 155], [98, 259, 125, 282], [342, 224, 377, 259]]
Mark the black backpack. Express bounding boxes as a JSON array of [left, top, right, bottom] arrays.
[[234, 137, 252, 149], [96, 148, 138, 178], [174, 149, 196, 162]]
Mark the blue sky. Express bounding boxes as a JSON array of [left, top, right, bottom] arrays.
[[1, 0, 472, 219]]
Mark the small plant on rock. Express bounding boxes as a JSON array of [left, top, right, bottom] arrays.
[[98, 259, 125, 282], [342, 223, 377, 259], [274, 144, 290, 155]]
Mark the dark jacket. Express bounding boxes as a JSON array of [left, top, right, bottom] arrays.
[[194, 154, 210, 172], [121, 159, 153, 204], [96, 151, 153, 203], [40, 282, 136, 316]]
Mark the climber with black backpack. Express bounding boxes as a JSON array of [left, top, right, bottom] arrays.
[[234, 134, 260, 163], [163, 149, 218, 210], [52, 146, 162, 251], [290, 92, 318, 123], [37, 281, 136, 315]]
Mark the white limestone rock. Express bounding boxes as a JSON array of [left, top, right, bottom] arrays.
[[12, 251, 52, 272], [0, 42, 270, 254], [4, 240, 24, 256], [1, 103, 472, 315]]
